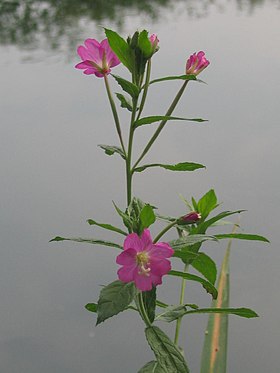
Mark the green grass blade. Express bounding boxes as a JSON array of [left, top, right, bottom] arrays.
[[200, 246, 230, 373]]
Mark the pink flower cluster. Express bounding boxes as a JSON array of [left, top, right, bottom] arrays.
[[186, 51, 210, 75], [75, 38, 120, 77], [116, 229, 174, 291]]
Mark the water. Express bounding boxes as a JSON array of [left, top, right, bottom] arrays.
[[0, 1, 279, 372]]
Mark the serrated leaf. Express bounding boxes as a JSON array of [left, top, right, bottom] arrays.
[[116, 93, 133, 111], [197, 189, 218, 220], [96, 280, 136, 325], [85, 303, 97, 313], [138, 361, 162, 373], [140, 205, 156, 232], [98, 144, 126, 159], [104, 28, 134, 72], [134, 162, 205, 173], [145, 326, 190, 373], [142, 287, 157, 323], [214, 233, 269, 243], [191, 252, 217, 285], [49, 236, 122, 249], [168, 270, 218, 299], [134, 115, 207, 128], [150, 74, 198, 85], [112, 74, 140, 99], [87, 219, 127, 236], [169, 234, 217, 250]]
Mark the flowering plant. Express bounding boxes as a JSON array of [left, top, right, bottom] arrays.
[[52, 29, 268, 372]]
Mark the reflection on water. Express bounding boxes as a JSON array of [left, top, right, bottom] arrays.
[[0, 0, 278, 52]]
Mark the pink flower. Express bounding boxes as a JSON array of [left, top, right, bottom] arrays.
[[75, 38, 120, 77], [186, 51, 210, 75], [116, 229, 174, 292]]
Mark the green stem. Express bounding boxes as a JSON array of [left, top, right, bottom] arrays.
[[137, 292, 152, 327], [133, 80, 189, 170], [136, 59, 152, 121], [153, 220, 177, 243], [174, 263, 189, 347], [126, 98, 138, 206], [104, 74, 126, 156]]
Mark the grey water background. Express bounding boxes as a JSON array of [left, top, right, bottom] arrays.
[[0, 0, 279, 372]]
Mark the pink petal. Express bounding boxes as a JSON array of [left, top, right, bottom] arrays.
[[134, 272, 153, 291], [83, 68, 97, 75], [150, 257, 171, 276], [140, 229, 153, 250], [149, 242, 174, 258], [117, 264, 137, 283], [124, 233, 145, 252], [150, 272, 163, 286], [100, 39, 120, 68], [116, 248, 137, 265]]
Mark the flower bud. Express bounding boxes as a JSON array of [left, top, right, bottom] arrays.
[[186, 51, 209, 76], [149, 34, 159, 53], [178, 211, 201, 225]]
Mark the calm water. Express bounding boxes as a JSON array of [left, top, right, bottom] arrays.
[[1, 1, 280, 372]]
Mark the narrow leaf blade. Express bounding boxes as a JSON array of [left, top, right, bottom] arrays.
[[214, 233, 269, 243], [112, 74, 140, 99], [87, 219, 127, 236], [49, 236, 122, 249], [98, 144, 126, 159], [134, 116, 207, 128], [191, 252, 217, 285], [134, 162, 205, 173]]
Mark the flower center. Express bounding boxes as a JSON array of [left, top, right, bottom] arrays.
[[136, 251, 151, 277]]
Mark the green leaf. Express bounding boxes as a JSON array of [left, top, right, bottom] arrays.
[[168, 270, 218, 299], [49, 236, 122, 249], [173, 250, 199, 263], [87, 219, 127, 236], [85, 303, 97, 313], [214, 233, 269, 243], [104, 28, 134, 72], [98, 144, 126, 159], [157, 304, 199, 322], [197, 189, 218, 220], [96, 280, 136, 325], [196, 210, 245, 233], [116, 93, 133, 111], [112, 74, 140, 99], [138, 361, 162, 373], [134, 162, 205, 173], [183, 307, 258, 318], [142, 287, 157, 323], [140, 205, 156, 232], [134, 115, 207, 128], [150, 74, 198, 85], [200, 247, 230, 373], [191, 252, 217, 285], [113, 201, 133, 232], [169, 234, 218, 250], [145, 326, 190, 373], [138, 30, 153, 58]]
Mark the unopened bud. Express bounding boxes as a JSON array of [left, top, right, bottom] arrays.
[[178, 212, 201, 225]]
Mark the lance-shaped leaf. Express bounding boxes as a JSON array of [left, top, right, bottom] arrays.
[[169, 234, 218, 250], [197, 189, 218, 220], [168, 270, 218, 299], [96, 280, 136, 325], [138, 361, 162, 373], [191, 252, 217, 285], [138, 29, 153, 58], [157, 304, 199, 322], [149, 74, 198, 84], [145, 326, 190, 373], [87, 219, 127, 236], [98, 144, 126, 159], [49, 236, 122, 249], [104, 28, 134, 72], [113, 201, 133, 232], [142, 287, 157, 323], [85, 303, 97, 313], [195, 210, 245, 233], [134, 162, 205, 173], [134, 115, 207, 128], [140, 205, 156, 232], [116, 93, 133, 111], [200, 246, 230, 373], [214, 233, 269, 243], [112, 74, 140, 99]]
